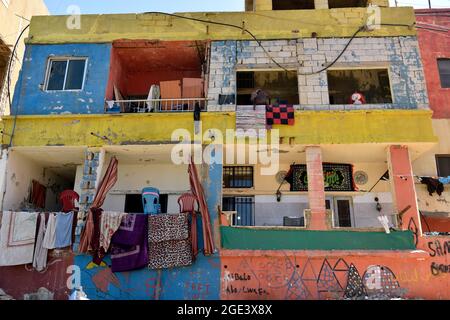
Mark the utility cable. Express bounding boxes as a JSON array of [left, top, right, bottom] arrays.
[[6, 24, 29, 147]]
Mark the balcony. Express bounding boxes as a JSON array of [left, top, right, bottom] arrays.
[[105, 98, 208, 113], [105, 40, 208, 114]]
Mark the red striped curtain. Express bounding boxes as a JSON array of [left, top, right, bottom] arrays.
[[188, 157, 215, 255], [79, 156, 119, 253]]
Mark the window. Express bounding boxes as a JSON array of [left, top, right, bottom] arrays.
[[328, 0, 368, 8], [437, 59, 450, 88], [124, 194, 168, 213], [223, 196, 255, 226], [223, 166, 254, 188], [1, 0, 10, 8], [236, 71, 299, 105], [45, 58, 87, 91], [272, 0, 315, 10], [327, 68, 392, 104], [436, 155, 450, 177]]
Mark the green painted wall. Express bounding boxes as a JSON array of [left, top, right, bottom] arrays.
[[221, 227, 416, 250]]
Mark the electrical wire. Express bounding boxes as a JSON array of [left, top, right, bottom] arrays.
[[6, 24, 29, 147]]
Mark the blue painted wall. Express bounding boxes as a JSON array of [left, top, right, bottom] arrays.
[[74, 157, 224, 300], [12, 44, 112, 115]]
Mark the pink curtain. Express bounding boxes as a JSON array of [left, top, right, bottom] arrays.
[[79, 156, 119, 253], [188, 157, 215, 255]]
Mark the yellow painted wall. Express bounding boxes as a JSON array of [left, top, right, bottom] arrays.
[[26, 7, 416, 44], [0, 110, 436, 147]]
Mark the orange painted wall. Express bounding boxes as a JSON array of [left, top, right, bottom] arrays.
[[220, 238, 449, 300]]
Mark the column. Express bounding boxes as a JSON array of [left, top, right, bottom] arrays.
[[306, 146, 328, 230], [387, 145, 423, 239]]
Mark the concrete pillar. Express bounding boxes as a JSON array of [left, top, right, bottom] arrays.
[[306, 146, 328, 230], [387, 145, 422, 240]]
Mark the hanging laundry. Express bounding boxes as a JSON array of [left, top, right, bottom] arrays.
[[148, 213, 193, 270], [99, 212, 127, 252], [110, 214, 149, 273], [0, 212, 38, 266], [42, 213, 57, 249], [266, 105, 295, 126], [439, 176, 450, 185], [148, 213, 189, 243], [55, 212, 74, 249], [31, 180, 46, 209], [420, 177, 444, 196], [33, 213, 48, 272], [148, 239, 193, 270]]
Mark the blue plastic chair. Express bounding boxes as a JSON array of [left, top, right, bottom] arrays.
[[142, 187, 161, 215]]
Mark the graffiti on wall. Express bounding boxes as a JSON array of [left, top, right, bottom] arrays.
[[222, 255, 404, 300], [427, 239, 450, 276]]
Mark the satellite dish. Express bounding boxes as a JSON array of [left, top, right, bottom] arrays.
[[276, 170, 288, 184]]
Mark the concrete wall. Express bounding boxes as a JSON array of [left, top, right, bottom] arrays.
[[12, 44, 112, 115], [208, 37, 429, 110], [2, 149, 72, 211], [0, 0, 48, 115], [413, 120, 450, 216], [97, 164, 190, 213]]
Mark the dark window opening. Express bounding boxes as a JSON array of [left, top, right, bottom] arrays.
[[437, 58, 450, 88], [223, 166, 254, 188], [436, 155, 450, 177], [328, 0, 368, 8], [236, 71, 299, 105], [272, 0, 315, 10], [336, 199, 352, 227], [46, 58, 86, 91], [327, 69, 392, 104], [125, 194, 168, 213], [223, 196, 255, 226]]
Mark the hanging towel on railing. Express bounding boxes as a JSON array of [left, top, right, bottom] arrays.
[[148, 213, 193, 270], [42, 213, 57, 250], [99, 212, 127, 252], [55, 212, 74, 249], [266, 105, 295, 126], [111, 214, 148, 273], [33, 213, 48, 272], [0, 212, 38, 267]]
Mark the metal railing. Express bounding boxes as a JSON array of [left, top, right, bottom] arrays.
[[105, 98, 208, 113]]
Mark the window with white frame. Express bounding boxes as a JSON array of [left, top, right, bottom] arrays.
[[44, 58, 87, 91]]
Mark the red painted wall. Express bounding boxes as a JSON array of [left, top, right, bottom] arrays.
[[416, 9, 450, 119]]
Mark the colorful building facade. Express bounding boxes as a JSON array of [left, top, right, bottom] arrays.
[[0, 1, 448, 300]]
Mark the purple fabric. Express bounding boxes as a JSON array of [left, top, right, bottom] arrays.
[[110, 214, 148, 272]]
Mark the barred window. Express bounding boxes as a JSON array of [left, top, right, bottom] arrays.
[[223, 166, 254, 188]]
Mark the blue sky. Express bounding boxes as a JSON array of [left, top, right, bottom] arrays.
[[44, 0, 448, 15]]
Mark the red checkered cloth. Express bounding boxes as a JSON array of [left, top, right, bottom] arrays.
[[266, 105, 295, 126]]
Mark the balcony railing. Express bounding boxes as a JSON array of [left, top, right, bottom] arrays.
[[105, 98, 208, 113]]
